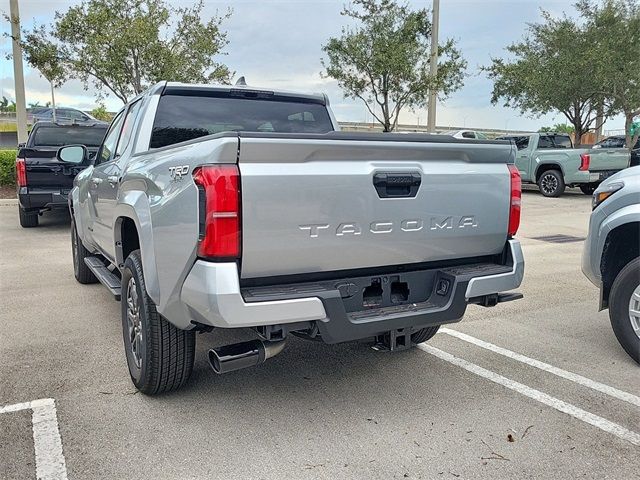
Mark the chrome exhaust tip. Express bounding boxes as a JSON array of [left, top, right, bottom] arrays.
[[208, 339, 286, 374]]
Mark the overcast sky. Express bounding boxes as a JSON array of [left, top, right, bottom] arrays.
[[0, 0, 627, 132]]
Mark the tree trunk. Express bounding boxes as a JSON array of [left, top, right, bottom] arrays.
[[624, 114, 637, 153], [50, 82, 57, 123], [595, 104, 604, 142], [571, 119, 583, 147]]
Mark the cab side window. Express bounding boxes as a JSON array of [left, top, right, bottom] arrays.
[[116, 101, 142, 157], [97, 112, 125, 164], [538, 136, 553, 149]]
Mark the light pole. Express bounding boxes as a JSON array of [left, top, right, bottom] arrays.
[[9, 0, 28, 144], [426, 0, 440, 133]]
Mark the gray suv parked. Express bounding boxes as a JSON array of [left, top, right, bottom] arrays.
[[582, 166, 640, 364]]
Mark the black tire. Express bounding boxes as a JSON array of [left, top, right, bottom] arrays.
[[18, 207, 38, 228], [71, 217, 98, 284], [411, 325, 441, 344], [580, 184, 597, 196], [537, 169, 565, 197], [121, 250, 196, 395], [608, 257, 640, 365]]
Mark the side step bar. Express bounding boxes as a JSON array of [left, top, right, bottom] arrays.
[[84, 257, 121, 300]]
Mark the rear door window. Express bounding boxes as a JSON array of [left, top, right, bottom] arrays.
[[538, 136, 554, 149], [150, 93, 334, 149], [610, 137, 626, 148], [97, 112, 125, 164], [514, 136, 530, 150], [116, 101, 143, 156]]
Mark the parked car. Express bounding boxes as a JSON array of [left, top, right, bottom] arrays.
[[441, 129, 488, 140], [582, 166, 640, 364], [60, 81, 524, 395], [29, 107, 98, 124], [16, 121, 108, 227], [496, 133, 630, 197], [593, 135, 640, 167]]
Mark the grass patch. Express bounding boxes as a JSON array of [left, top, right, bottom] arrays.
[[0, 123, 17, 132]]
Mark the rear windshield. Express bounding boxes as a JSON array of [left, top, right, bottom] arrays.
[[31, 126, 107, 147], [498, 136, 530, 150], [552, 135, 572, 149], [150, 94, 334, 149]]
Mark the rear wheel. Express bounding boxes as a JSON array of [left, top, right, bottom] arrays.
[[538, 170, 565, 197], [580, 184, 597, 195], [121, 250, 196, 395], [411, 325, 441, 344], [608, 257, 640, 364], [18, 207, 38, 228]]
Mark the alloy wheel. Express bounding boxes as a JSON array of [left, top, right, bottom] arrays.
[[541, 173, 558, 195], [126, 277, 143, 368], [629, 284, 640, 340]]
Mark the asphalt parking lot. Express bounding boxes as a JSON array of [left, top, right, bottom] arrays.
[[1, 187, 639, 480]]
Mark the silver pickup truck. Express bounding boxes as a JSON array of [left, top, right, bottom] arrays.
[[59, 82, 524, 395], [582, 166, 640, 364]]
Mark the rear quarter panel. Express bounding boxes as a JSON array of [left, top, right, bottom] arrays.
[[117, 135, 238, 328]]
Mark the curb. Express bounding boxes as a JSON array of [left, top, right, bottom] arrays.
[[0, 198, 18, 206]]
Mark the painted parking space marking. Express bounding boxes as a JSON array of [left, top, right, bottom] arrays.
[[418, 344, 640, 447], [0, 398, 68, 480], [441, 328, 640, 407]]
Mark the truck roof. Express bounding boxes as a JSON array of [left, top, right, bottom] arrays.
[[149, 81, 329, 106]]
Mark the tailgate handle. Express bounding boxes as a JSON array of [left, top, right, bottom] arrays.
[[373, 172, 421, 198]]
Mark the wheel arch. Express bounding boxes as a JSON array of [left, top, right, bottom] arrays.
[[113, 192, 160, 303], [600, 221, 640, 308], [535, 163, 564, 183]]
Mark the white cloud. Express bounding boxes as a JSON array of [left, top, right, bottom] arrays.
[[0, 0, 628, 131]]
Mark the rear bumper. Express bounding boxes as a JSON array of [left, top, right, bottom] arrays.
[[181, 239, 524, 343], [18, 187, 69, 211]]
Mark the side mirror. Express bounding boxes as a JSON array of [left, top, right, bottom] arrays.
[[57, 145, 87, 164]]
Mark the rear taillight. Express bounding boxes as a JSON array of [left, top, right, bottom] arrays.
[[579, 153, 590, 171], [193, 165, 240, 260], [508, 164, 521, 237], [16, 157, 26, 187]]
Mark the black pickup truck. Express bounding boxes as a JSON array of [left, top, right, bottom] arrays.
[[16, 122, 107, 227]]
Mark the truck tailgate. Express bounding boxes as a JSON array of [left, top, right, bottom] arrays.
[[238, 133, 515, 279], [588, 148, 630, 171], [20, 148, 87, 189]]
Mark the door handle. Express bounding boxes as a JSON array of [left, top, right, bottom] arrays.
[[373, 172, 421, 198], [107, 175, 119, 186]]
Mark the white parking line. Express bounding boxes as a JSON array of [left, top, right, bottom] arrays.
[[418, 344, 640, 447], [441, 328, 640, 408], [0, 398, 68, 480]]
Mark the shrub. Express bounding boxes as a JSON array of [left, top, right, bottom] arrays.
[[0, 149, 17, 186]]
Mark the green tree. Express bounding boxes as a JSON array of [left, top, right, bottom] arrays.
[[89, 104, 113, 122], [484, 11, 604, 145], [0, 98, 17, 113], [29, 0, 232, 104], [578, 0, 640, 152], [539, 123, 575, 134], [322, 0, 466, 132], [17, 25, 66, 122]]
